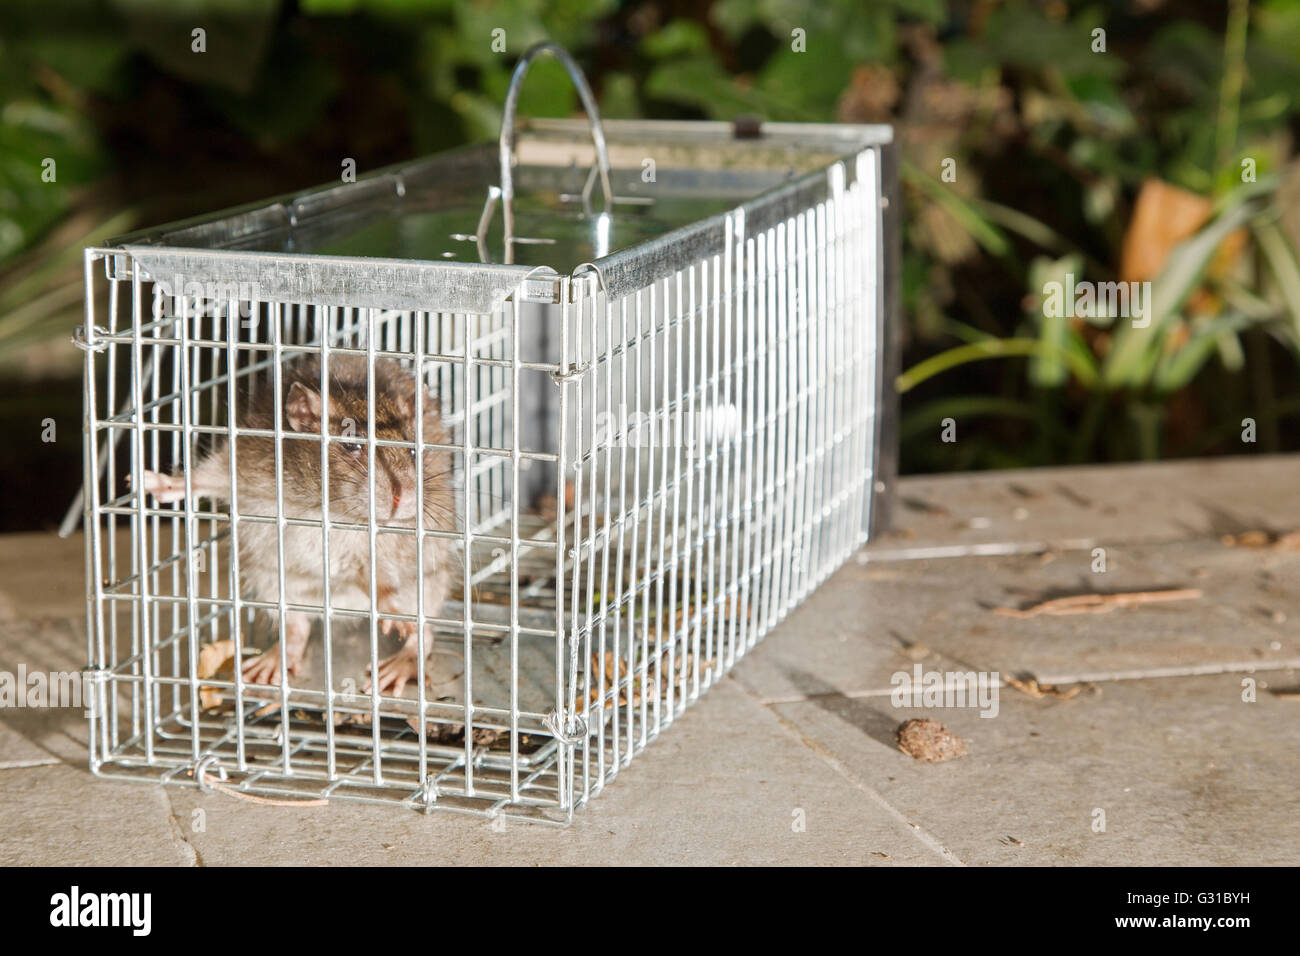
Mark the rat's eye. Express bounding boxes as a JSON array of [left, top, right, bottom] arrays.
[[341, 441, 363, 456]]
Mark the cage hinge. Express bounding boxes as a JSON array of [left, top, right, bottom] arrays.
[[518, 277, 563, 304], [542, 710, 587, 745], [550, 363, 590, 386], [71, 326, 111, 352]]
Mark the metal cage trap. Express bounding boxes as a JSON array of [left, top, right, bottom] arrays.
[[75, 44, 899, 823]]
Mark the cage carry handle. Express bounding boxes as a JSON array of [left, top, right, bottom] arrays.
[[496, 42, 614, 260]]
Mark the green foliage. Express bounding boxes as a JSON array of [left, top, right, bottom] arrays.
[[3, 0, 1300, 473]]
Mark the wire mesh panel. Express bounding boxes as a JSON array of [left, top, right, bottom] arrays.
[[561, 151, 882, 803], [78, 116, 895, 823]]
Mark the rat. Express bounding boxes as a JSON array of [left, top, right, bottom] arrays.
[[141, 354, 454, 697]]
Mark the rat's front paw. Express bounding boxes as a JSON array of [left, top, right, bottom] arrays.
[[380, 617, 418, 642], [241, 643, 301, 686], [364, 648, 425, 698], [138, 470, 188, 504]]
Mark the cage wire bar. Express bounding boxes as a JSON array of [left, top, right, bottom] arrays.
[[77, 104, 897, 823]]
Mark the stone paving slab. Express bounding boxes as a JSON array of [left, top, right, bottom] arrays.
[[770, 672, 1300, 866], [0, 763, 193, 866], [1, 455, 1297, 865], [0, 723, 58, 770], [733, 539, 1300, 703], [150, 679, 940, 866], [877, 453, 1300, 557], [0, 532, 85, 623]]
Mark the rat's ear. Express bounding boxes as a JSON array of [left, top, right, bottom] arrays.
[[285, 382, 322, 432], [391, 378, 419, 420]]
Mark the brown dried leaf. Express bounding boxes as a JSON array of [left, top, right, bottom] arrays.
[[197, 639, 236, 710]]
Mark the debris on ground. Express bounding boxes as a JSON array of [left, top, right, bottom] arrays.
[[895, 637, 931, 661], [196, 639, 237, 709], [1000, 835, 1025, 847], [1004, 673, 1089, 700], [585, 650, 716, 707], [896, 717, 968, 762], [1221, 530, 1300, 550], [993, 588, 1201, 618]]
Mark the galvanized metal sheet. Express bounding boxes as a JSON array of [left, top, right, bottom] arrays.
[[123, 246, 537, 315]]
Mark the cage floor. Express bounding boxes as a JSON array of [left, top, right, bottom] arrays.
[[93, 702, 567, 821], [92, 495, 773, 822]]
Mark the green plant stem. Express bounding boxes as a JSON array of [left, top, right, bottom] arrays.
[[897, 338, 1098, 394], [1131, 404, 1164, 461], [1214, 0, 1250, 175], [1069, 391, 1108, 464]]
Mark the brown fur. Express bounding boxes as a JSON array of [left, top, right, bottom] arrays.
[[190, 355, 454, 623]]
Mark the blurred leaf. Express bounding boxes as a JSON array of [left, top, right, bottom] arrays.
[[904, 162, 1010, 259], [1257, 0, 1300, 39], [1027, 254, 1084, 387], [641, 19, 710, 59], [710, 0, 810, 41], [887, 0, 946, 24], [1254, 218, 1300, 343], [23, 34, 131, 93], [448, 90, 503, 142], [973, 197, 1073, 254], [420, 25, 463, 102], [945, 5, 1122, 82], [1061, 73, 1135, 135], [599, 71, 640, 119], [1152, 313, 1253, 393], [453, 1, 549, 68], [644, 56, 775, 118], [0, 100, 100, 262], [108, 0, 280, 94], [0, 207, 138, 356], [757, 40, 861, 116], [1145, 20, 1221, 100], [483, 53, 577, 119], [713, 0, 913, 60], [1103, 189, 1264, 389], [544, 0, 619, 46]]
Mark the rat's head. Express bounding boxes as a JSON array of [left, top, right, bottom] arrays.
[[280, 357, 449, 528]]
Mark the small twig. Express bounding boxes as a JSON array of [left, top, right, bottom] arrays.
[[1003, 675, 1087, 699], [193, 767, 328, 808], [993, 588, 1202, 618]]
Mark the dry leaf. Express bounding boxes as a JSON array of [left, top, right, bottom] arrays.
[[993, 588, 1201, 618], [197, 639, 236, 710], [1222, 530, 1300, 551]]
